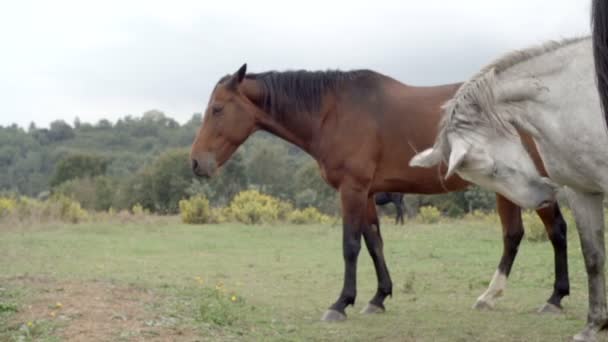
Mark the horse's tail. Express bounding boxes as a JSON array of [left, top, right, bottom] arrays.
[[592, 0, 608, 129]]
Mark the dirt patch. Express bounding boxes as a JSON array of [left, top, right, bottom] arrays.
[[4, 276, 199, 341]]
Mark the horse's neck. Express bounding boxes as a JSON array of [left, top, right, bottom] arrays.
[[256, 110, 317, 156], [507, 40, 608, 191]]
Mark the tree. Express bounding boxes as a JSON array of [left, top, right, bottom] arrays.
[[128, 149, 193, 214], [245, 141, 297, 200], [50, 154, 109, 187], [464, 186, 496, 212], [48, 120, 75, 142]]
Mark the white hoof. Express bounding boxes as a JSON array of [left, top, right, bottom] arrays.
[[573, 327, 598, 342], [472, 299, 495, 310]]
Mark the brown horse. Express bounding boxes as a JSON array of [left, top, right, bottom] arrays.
[[190, 64, 569, 321]]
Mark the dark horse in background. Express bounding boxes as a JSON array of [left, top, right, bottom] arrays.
[[190, 64, 569, 320], [374, 192, 405, 225]]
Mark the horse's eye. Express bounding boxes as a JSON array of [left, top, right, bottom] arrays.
[[212, 106, 223, 115]]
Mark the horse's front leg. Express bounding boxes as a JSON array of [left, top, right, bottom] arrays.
[[321, 185, 368, 321], [473, 195, 523, 310], [565, 189, 607, 342]]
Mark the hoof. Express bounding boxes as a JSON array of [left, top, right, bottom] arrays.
[[472, 300, 494, 310], [360, 303, 385, 314], [573, 330, 597, 342], [321, 309, 347, 322], [537, 303, 563, 315]]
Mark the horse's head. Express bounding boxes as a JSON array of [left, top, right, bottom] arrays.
[[190, 64, 258, 177], [409, 83, 558, 210]]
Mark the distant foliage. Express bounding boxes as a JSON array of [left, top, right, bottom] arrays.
[[50, 154, 109, 187], [53, 176, 115, 211], [229, 190, 280, 224], [417, 206, 441, 224], [128, 149, 193, 214], [179, 195, 212, 224]]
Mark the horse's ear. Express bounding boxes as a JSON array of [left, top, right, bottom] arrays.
[[445, 140, 469, 179], [409, 148, 442, 168], [228, 63, 247, 90], [236, 63, 247, 83]]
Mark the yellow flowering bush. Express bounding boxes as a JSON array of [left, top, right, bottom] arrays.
[[464, 209, 499, 224], [0, 197, 16, 218], [131, 203, 146, 215], [417, 206, 441, 224], [287, 207, 331, 224], [277, 200, 294, 221], [179, 195, 212, 224], [52, 195, 89, 223], [229, 190, 280, 224]]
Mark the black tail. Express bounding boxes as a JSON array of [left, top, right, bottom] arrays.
[[592, 0, 608, 129]]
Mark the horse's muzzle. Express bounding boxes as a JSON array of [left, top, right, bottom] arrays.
[[191, 153, 217, 178]]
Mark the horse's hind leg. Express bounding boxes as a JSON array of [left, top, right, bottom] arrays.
[[535, 203, 569, 314], [395, 199, 405, 225], [565, 189, 607, 342], [361, 197, 393, 314], [473, 195, 522, 310]]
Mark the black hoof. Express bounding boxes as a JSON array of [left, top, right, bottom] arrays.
[[538, 303, 563, 314], [321, 309, 347, 322]]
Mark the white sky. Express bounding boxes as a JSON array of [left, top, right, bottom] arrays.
[[0, 0, 591, 128]]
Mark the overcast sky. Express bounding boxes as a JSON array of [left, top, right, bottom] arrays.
[[0, 0, 591, 128]]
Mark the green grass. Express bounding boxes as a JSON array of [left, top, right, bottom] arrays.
[[0, 219, 598, 341]]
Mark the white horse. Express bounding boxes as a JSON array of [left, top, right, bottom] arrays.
[[410, 36, 606, 341]]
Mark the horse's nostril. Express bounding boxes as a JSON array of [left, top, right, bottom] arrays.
[[191, 159, 199, 172]]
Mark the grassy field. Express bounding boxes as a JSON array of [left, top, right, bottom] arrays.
[[0, 218, 601, 341]]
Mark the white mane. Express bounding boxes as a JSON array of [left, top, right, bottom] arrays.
[[435, 37, 590, 156]]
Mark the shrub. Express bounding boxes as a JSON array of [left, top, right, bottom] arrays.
[[0, 197, 16, 218], [209, 207, 229, 224], [277, 200, 294, 221], [229, 190, 280, 224], [15, 197, 45, 221], [287, 207, 332, 224], [52, 195, 89, 223], [522, 210, 548, 242], [53, 176, 115, 211], [197, 287, 246, 326], [464, 210, 499, 224], [131, 203, 147, 216], [179, 195, 212, 224], [417, 206, 441, 224]]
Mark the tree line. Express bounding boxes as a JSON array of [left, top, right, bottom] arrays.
[[0, 110, 496, 215]]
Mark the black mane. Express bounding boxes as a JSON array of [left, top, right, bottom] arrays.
[[235, 69, 377, 120]]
